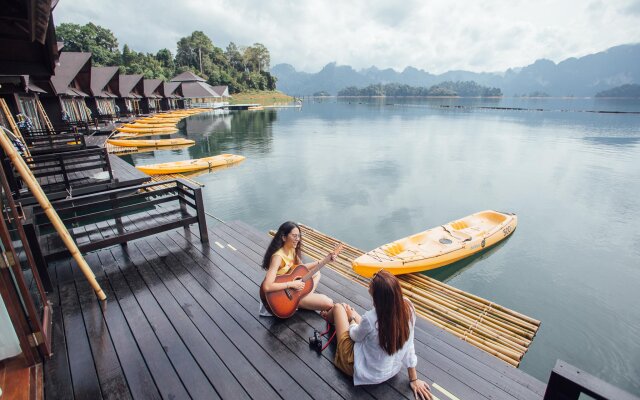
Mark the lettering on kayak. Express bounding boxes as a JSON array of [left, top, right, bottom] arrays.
[[503, 225, 513, 237]]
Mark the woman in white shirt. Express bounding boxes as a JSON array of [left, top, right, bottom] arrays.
[[323, 270, 432, 399]]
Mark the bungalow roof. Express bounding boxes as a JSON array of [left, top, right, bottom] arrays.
[[50, 52, 92, 96], [180, 81, 221, 98], [170, 71, 206, 83], [90, 66, 120, 97], [119, 74, 144, 98], [143, 79, 163, 97], [162, 82, 182, 98]]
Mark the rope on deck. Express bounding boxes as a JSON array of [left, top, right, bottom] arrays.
[[272, 224, 541, 367]]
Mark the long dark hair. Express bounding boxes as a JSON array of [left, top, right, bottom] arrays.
[[262, 221, 303, 270], [370, 270, 413, 355]]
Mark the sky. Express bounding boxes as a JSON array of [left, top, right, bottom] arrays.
[[53, 0, 640, 74]]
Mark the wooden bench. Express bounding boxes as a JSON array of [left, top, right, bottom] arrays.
[[24, 179, 208, 262], [4, 148, 117, 205], [22, 133, 87, 155], [20, 121, 90, 136]]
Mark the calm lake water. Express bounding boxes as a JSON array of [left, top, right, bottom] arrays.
[[122, 98, 640, 394]]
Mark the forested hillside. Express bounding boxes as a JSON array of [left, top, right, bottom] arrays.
[[56, 23, 277, 93]]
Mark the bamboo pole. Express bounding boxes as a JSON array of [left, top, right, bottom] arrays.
[[0, 129, 106, 300]]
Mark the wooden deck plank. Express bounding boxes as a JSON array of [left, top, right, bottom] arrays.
[[94, 250, 192, 400], [56, 260, 104, 400], [108, 155, 150, 186], [69, 254, 132, 400], [43, 261, 75, 400], [106, 245, 223, 399], [84, 251, 162, 400], [116, 234, 271, 399]]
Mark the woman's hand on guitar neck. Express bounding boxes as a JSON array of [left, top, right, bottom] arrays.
[[323, 243, 344, 264]]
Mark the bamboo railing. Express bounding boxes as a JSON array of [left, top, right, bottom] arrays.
[[273, 224, 540, 367]]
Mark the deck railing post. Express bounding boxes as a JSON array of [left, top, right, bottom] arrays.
[[193, 187, 208, 243], [543, 360, 640, 400]]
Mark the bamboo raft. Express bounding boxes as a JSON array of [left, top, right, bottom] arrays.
[[147, 173, 204, 189], [273, 224, 541, 367], [105, 142, 138, 154]]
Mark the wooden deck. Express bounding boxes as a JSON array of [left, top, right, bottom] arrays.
[[43, 217, 546, 399], [108, 154, 150, 186]]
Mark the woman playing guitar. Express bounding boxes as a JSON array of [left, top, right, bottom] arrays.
[[260, 221, 337, 317]]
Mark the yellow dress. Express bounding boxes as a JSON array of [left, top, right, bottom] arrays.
[[259, 247, 298, 316], [273, 247, 296, 275]]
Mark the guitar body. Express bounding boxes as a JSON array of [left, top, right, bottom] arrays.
[[260, 264, 315, 319]]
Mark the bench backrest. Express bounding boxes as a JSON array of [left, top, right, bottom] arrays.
[[5, 147, 113, 202]]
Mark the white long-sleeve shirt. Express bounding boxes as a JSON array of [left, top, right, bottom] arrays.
[[349, 302, 418, 385]]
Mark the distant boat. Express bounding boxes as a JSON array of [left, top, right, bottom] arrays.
[[136, 154, 246, 174], [352, 210, 517, 277]]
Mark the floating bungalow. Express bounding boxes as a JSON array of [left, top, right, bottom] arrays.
[[116, 74, 144, 117], [88, 66, 120, 122], [36, 51, 93, 126], [141, 78, 163, 114], [161, 81, 184, 110], [170, 71, 229, 108], [0, 75, 51, 132]]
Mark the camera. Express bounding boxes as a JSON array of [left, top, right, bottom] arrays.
[[309, 330, 323, 353]]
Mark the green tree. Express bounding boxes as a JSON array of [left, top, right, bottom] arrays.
[[175, 31, 215, 73], [225, 42, 244, 72], [56, 22, 120, 66], [155, 48, 175, 70]]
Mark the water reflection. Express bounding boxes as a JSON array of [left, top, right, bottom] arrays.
[[583, 136, 640, 147], [423, 236, 511, 283]]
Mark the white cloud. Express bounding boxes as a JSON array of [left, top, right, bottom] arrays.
[[53, 0, 640, 73]]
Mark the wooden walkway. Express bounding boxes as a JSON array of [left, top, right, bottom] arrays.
[[108, 154, 150, 186], [43, 217, 546, 399]]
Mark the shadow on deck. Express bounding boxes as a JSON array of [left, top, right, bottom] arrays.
[[44, 217, 546, 399]]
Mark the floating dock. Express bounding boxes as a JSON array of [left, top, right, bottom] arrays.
[[44, 219, 547, 399]]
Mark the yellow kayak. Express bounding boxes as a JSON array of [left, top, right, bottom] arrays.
[[113, 131, 176, 138], [123, 123, 176, 129], [107, 138, 195, 147], [352, 210, 517, 277], [135, 118, 182, 124], [116, 126, 178, 133], [136, 154, 245, 174]]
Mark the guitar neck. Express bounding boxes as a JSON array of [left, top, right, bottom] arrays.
[[302, 262, 325, 282]]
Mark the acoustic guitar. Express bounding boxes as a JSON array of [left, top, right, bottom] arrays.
[[260, 244, 343, 319]]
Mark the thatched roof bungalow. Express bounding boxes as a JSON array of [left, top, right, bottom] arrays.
[[117, 74, 144, 116], [161, 82, 184, 110], [170, 71, 229, 107], [88, 66, 120, 119], [36, 51, 93, 126], [142, 78, 163, 114]]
